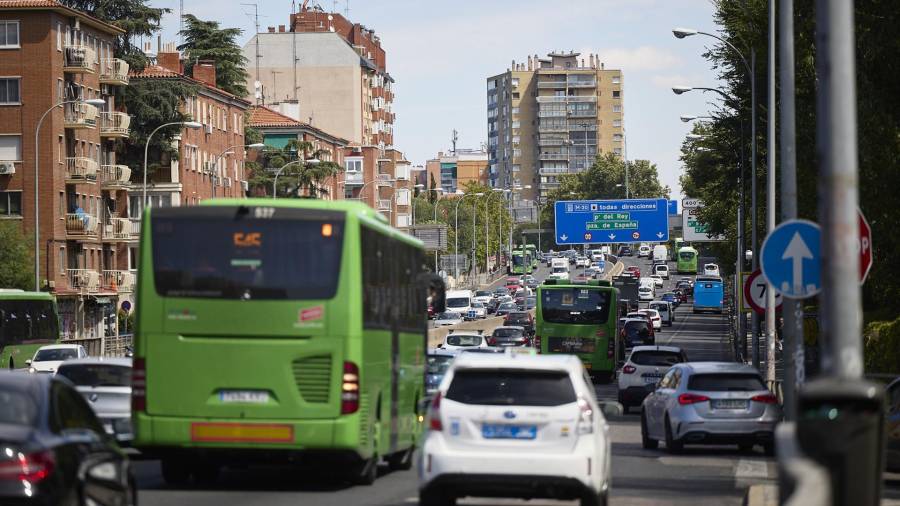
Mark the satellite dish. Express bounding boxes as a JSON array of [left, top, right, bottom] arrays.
[[327, 14, 333, 20], [254, 81, 261, 89]]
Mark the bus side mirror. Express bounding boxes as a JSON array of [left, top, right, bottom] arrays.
[[421, 273, 446, 314]]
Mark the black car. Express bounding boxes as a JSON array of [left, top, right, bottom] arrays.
[[487, 326, 530, 347], [504, 311, 535, 335], [618, 246, 633, 256], [621, 319, 654, 347], [0, 371, 135, 505]]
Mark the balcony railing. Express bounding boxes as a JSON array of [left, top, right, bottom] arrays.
[[65, 157, 99, 184], [104, 218, 132, 242], [64, 103, 99, 129], [538, 124, 568, 133], [537, 95, 597, 103], [67, 269, 101, 293], [128, 218, 141, 241], [539, 167, 572, 175], [539, 152, 570, 161], [538, 137, 567, 146], [377, 199, 392, 211], [376, 173, 393, 186], [568, 110, 597, 118], [99, 112, 130, 138], [99, 164, 131, 189], [344, 172, 363, 185], [102, 270, 135, 292], [65, 214, 99, 238], [537, 81, 567, 89], [99, 58, 129, 85], [63, 45, 96, 73], [567, 79, 597, 88]]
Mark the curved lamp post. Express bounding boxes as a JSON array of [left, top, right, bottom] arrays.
[[272, 158, 320, 199], [453, 192, 483, 281], [143, 120, 202, 208], [210, 143, 265, 198]]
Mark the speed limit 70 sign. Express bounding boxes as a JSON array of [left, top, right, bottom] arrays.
[[743, 269, 783, 314]]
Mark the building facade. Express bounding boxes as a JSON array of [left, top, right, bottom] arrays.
[[487, 52, 625, 201], [0, 0, 133, 339], [425, 150, 489, 195], [342, 145, 412, 229]]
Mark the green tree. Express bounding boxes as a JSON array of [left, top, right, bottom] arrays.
[[0, 222, 33, 290], [178, 14, 249, 97]]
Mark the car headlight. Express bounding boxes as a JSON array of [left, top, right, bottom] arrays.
[[27, 367, 36, 374]]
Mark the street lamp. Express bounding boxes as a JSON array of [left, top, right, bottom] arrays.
[[685, 134, 705, 141], [272, 158, 321, 199], [143, 120, 202, 208], [482, 189, 505, 274], [32, 98, 106, 291], [356, 178, 395, 205], [454, 192, 483, 282], [210, 143, 265, 199], [680, 114, 714, 123]]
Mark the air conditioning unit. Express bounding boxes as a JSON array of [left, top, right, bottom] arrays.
[[0, 162, 14, 175], [240, 180, 249, 192], [204, 123, 213, 135]]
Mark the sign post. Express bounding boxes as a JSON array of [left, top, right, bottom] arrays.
[[553, 198, 669, 245]]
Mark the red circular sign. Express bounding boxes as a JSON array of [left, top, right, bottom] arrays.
[[584, 233, 592, 241], [859, 208, 873, 284], [632, 232, 640, 240], [743, 269, 783, 314]]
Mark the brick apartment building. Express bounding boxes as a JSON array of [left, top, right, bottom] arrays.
[[0, 0, 134, 339], [425, 150, 490, 194]]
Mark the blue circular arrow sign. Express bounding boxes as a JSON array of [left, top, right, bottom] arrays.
[[760, 219, 822, 299]]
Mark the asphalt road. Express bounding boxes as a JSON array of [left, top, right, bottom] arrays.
[[135, 253, 775, 506]]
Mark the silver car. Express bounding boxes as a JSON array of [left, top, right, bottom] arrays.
[[55, 357, 133, 445], [640, 362, 781, 454]]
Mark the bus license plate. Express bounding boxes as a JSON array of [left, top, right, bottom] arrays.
[[219, 391, 270, 404], [482, 424, 537, 440]]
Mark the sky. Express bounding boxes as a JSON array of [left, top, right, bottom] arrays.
[[150, 0, 727, 201]]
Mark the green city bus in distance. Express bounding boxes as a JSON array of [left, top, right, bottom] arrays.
[[0, 290, 60, 370], [133, 199, 433, 485], [524, 244, 539, 269], [509, 249, 532, 275], [671, 238, 684, 261], [534, 280, 619, 383], [677, 246, 699, 274]]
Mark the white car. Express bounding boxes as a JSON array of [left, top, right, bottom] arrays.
[[472, 290, 493, 306], [704, 263, 720, 277], [437, 331, 489, 353], [56, 357, 134, 443], [638, 308, 662, 331], [649, 275, 664, 288], [419, 351, 611, 506], [638, 245, 651, 258], [638, 285, 654, 302], [575, 256, 591, 268], [617, 346, 687, 413], [654, 264, 670, 280], [433, 312, 464, 327], [26, 344, 87, 374], [464, 302, 487, 320]]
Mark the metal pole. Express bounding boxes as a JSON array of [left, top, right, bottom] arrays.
[[472, 199, 477, 281], [454, 197, 463, 281], [816, 0, 862, 380], [625, 162, 630, 198], [779, 0, 801, 420], [434, 200, 439, 270], [764, 0, 777, 384], [739, 119, 748, 361], [750, 48, 760, 369], [33, 101, 72, 291]]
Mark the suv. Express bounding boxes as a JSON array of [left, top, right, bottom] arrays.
[[504, 311, 534, 335], [654, 264, 670, 280], [620, 318, 655, 348], [617, 346, 687, 413], [419, 352, 611, 506], [438, 331, 488, 353]]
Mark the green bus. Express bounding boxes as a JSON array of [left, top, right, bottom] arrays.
[[534, 279, 619, 383], [677, 246, 699, 274], [133, 199, 438, 485], [0, 290, 59, 370], [671, 238, 685, 261], [524, 244, 539, 269], [509, 249, 533, 275]]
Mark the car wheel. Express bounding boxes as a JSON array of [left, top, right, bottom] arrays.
[[420, 488, 455, 506], [665, 416, 683, 453], [641, 411, 658, 449], [161, 457, 191, 486], [387, 445, 415, 471]]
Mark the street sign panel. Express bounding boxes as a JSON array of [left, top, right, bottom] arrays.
[[682, 198, 703, 209], [682, 203, 726, 242], [743, 269, 783, 314], [667, 200, 678, 216], [553, 198, 669, 245], [410, 224, 448, 251], [760, 219, 822, 299], [858, 208, 873, 284]]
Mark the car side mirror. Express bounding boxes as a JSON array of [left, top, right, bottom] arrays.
[[25, 359, 32, 366]]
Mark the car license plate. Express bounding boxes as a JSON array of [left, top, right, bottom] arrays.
[[643, 375, 662, 384], [713, 399, 749, 410], [482, 424, 537, 440], [219, 390, 270, 404]]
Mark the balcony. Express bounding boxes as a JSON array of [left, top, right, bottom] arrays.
[[99, 164, 131, 189], [100, 112, 130, 138], [345, 171, 363, 185], [65, 157, 99, 184], [539, 167, 572, 176], [537, 96, 597, 103], [377, 199, 392, 211], [538, 137, 567, 146], [538, 124, 568, 133], [103, 218, 132, 242], [102, 270, 135, 292], [67, 269, 100, 293], [63, 45, 96, 73], [539, 152, 570, 161], [376, 173, 393, 186], [567, 79, 597, 88], [65, 214, 99, 239], [99, 58, 129, 85], [64, 103, 99, 129], [128, 218, 141, 241], [537, 81, 567, 89], [568, 109, 597, 119]]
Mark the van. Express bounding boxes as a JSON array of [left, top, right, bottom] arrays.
[[590, 249, 604, 262], [445, 290, 473, 315], [652, 245, 668, 263], [654, 264, 670, 280], [649, 301, 674, 327], [638, 244, 651, 258], [549, 258, 570, 280]]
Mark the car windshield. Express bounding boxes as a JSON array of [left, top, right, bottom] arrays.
[[679, 251, 695, 260], [57, 363, 132, 387], [426, 355, 454, 375], [540, 287, 612, 324], [506, 313, 528, 322], [437, 312, 460, 320], [688, 373, 766, 392], [446, 297, 470, 308], [475, 291, 490, 297], [446, 334, 482, 347], [624, 321, 651, 339], [33, 348, 77, 362], [492, 328, 524, 338], [445, 369, 576, 406], [0, 389, 39, 427], [552, 266, 566, 273], [499, 303, 517, 310], [631, 350, 684, 366]]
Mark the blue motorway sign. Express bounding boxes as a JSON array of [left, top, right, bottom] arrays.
[[668, 200, 678, 216], [554, 198, 670, 245], [760, 219, 822, 299]]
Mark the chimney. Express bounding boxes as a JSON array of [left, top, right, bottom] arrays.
[[601, 62, 605, 70], [193, 60, 217, 87], [268, 26, 276, 33], [157, 51, 182, 74], [278, 25, 286, 32]]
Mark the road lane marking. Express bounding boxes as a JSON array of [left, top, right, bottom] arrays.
[[735, 458, 770, 480]]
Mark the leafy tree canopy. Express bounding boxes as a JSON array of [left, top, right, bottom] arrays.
[[0, 222, 33, 290], [178, 14, 249, 97]]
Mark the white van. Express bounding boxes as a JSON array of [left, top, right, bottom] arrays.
[[638, 244, 652, 258], [654, 263, 670, 280], [445, 290, 473, 316], [590, 249, 604, 262], [549, 258, 570, 281], [652, 245, 668, 263]]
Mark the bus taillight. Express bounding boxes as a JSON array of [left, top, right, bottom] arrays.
[[534, 335, 541, 353], [607, 338, 615, 359], [341, 361, 360, 414], [132, 358, 146, 413]]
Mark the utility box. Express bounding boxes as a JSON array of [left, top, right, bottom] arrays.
[[796, 378, 885, 506]]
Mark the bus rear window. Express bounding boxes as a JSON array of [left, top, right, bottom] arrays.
[[151, 210, 344, 300], [541, 288, 611, 324]]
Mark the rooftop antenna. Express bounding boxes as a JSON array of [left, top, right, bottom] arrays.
[[345, 0, 350, 18], [451, 129, 458, 155], [241, 3, 261, 104], [179, 0, 184, 45]]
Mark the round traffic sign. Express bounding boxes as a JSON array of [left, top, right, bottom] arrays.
[[584, 232, 592, 241], [743, 269, 783, 314], [121, 300, 132, 312], [632, 231, 640, 240], [760, 219, 822, 299]]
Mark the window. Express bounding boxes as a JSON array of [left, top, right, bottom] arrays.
[[613, 119, 622, 128], [612, 90, 621, 98], [446, 369, 576, 407], [345, 158, 362, 172], [0, 21, 20, 48], [0, 135, 21, 161], [612, 76, 621, 84], [59, 246, 65, 273], [57, 22, 63, 50], [0, 78, 20, 104], [613, 105, 622, 112], [0, 191, 22, 217]]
